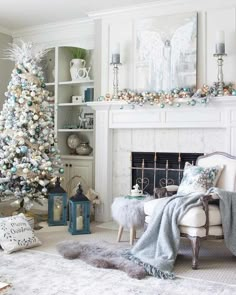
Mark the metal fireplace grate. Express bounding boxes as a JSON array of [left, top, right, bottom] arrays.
[[131, 152, 203, 195]]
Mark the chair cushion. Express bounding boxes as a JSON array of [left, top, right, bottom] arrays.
[[144, 198, 222, 227], [177, 162, 223, 195]]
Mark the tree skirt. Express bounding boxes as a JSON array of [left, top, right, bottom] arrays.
[[0, 249, 236, 295]]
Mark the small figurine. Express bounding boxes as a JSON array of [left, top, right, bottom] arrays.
[[130, 183, 142, 196]]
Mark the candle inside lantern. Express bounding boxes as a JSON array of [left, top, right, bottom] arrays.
[[53, 204, 62, 221], [215, 30, 225, 54], [76, 216, 83, 230], [111, 42, 120, 64]]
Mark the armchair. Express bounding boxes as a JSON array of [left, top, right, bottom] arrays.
[[144, 152, 236, 269]]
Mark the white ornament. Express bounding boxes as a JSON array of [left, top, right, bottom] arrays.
[[23, 168, 29, 174], [33, 115, 39, 120]]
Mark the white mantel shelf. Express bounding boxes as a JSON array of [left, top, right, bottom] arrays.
[[88, 96, 236, 222], [88, 96, 236, 129]]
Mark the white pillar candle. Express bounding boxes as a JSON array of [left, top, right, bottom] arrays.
[[111, 42, 120, 64], [54, 205, 62, 221], [215, 30, 225, 54], [76, 216, 83, 230]]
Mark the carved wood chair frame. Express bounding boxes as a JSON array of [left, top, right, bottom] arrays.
[[181, 151, 236, 269]]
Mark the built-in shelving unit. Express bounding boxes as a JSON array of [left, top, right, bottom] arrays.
[[41, 46, 95, 193]]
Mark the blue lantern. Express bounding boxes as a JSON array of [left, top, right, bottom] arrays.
[[48, 177, 67, 226], [68, 184, 90, 235]]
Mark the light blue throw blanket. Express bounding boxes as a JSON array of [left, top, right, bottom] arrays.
[[123, 188, 236, 279]]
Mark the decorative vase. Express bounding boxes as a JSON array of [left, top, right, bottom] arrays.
[[70, 59, 86, 80], [76, 142, 93, 156]]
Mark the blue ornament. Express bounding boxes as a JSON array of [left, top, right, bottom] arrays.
[[232, 90, 236, 96], [186, 101, 191, 105], [190, 99, 196, 106], [160, 103, 165, 108], [48, 167, 53, 172], [201, 98, 206, 104], [20, 146, 28, 153], [41, 83, 46, 88], [2, 165, 7, 170], [11, 167, 17, 174], [176, 103, 181, 107], [17, 69, 22, 74], [59, 168, 64, 174]]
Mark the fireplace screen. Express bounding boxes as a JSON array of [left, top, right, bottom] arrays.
[[131, 152, 203, 195]]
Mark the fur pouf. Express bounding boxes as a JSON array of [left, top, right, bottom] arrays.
[[111, 197, 149, 229], [57, 240, 147, 280]]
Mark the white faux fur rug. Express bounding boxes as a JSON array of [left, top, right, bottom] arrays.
[[0, 249, 236, 295]]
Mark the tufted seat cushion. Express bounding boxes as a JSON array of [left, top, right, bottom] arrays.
[[144, 198, 221, 228]]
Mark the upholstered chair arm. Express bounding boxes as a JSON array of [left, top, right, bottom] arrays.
[[200, 194, 217, 236]]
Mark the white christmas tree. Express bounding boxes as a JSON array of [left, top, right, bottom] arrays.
[[0, 42, 64, 210]]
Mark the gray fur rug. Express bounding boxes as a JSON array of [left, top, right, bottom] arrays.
[[57, 240, 147, 279]]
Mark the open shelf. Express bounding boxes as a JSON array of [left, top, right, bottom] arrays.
[[59, 80, 94, 85], [61, 154, 94, 160], [58, 102, 87, 106], [58, 129, 94, 132]]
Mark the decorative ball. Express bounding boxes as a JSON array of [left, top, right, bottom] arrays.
[[191, 99, 196, 106], [59, 168, 64, 174], [28, 101, 33, 106], [20, 146, 28, 153], [23, 168, 29, 174], [11, 167, 17, 174], [160, 103, 165, 108], [67, 134, 80, 150]]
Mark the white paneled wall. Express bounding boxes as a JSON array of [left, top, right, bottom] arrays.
[[13, 1, 236, 98], [99, 1, 236, 95]]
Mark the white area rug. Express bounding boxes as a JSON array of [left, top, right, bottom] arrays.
[[0, 250, 236, 295]]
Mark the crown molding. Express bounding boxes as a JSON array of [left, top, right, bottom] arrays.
[[12, 17, 93, 39], [87, 0, 195, 18], [88, 0, 236, 18], [0, 25, 12, 36]]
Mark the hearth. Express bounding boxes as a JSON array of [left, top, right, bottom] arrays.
[[131, 152, 203, 195]]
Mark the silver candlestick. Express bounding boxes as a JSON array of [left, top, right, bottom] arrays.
[[110, 54, 121, 100], [213, 53, 227, 96]]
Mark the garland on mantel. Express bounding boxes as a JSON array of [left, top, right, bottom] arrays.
[[99, 83, 236, 108]]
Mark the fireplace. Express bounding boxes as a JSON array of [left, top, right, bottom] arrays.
[[131, 152, 203, 195], [88, 98, 236, 222]]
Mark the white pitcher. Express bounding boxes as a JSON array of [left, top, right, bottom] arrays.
[[70, 59, 86, 80]]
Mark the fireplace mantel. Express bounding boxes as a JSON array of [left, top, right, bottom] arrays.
[[88, 97, 236, 221]]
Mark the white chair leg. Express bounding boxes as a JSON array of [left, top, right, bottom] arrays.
[[117, 225, 123, 242]]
